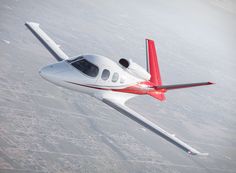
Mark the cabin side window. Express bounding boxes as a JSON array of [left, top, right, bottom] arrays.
[[112, 72, 119, 82], [71, 59, 99, 77], [101, 69, 110, 81]]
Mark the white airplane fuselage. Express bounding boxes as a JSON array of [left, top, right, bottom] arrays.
[[39, 54, 150, 98]]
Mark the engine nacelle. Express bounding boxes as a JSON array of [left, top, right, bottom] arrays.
[[119, 58, 151, 80]]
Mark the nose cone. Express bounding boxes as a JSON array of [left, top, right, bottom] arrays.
[[39, 64, 56, 80], [39, 62, 69, 82]]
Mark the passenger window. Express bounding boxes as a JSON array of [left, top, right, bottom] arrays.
[[112, 72, 119, 82], [71, 59, 99, 77], [101, 69, 110, 80]]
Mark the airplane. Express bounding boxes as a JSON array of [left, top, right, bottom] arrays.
[[25, 22, 214, 156]]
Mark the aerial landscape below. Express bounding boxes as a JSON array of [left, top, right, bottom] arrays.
[[0, 0, 236, 173]]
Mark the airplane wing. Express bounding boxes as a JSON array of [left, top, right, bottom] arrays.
[[25, 22, 69, 61], [101, 92, 208, 155]]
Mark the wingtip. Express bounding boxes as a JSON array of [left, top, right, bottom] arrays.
[[25, 21, 40, 27]]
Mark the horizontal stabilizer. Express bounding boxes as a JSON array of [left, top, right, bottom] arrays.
[[25, 22, 69, 61], [155, 82, 214, 90]]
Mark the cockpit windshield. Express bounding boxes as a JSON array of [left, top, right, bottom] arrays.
[[71, 59, 99, 77], [66, 56, 83, 63]]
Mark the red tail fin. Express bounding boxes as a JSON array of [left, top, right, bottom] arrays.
[[146, 39, 162, 86], [146, 39, 165, 101], [145, 39, 214, 102]]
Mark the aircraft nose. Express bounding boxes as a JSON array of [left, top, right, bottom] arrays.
[[39, 64, 56, 80], [39, 62, 68, 81]]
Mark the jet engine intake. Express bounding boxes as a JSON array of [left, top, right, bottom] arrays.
[[119, 58, 150, 80]]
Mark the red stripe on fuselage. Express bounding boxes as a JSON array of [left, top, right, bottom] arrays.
[[66, 81, 157, 95]]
